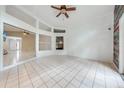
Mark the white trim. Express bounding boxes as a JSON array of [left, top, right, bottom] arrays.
[[0, 18, 4, 71], [0, 6, 5, 71], [119, 13, 124, 74], [7, 36, 22, 40]]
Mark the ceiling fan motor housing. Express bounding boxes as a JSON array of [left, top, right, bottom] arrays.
[[51, 5, 76, 18]]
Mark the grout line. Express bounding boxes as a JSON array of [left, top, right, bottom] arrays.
[[78, 62, 94, 88], [24, 64, 34, 88], [31, 60, 81, 88], [29, 62, 48, 88], [48, 64, 77, 87], [104, 63, 108, 88], [91, 63, 99, 88], [64, 63, 85, 88], [17, 66, 20, 88], [4, 69, 11, 88], [18, 66, 20, 88], [103, 63, 106, 88]]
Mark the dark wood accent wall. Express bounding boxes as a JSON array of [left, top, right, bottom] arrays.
[[114, 5, 124, 68]]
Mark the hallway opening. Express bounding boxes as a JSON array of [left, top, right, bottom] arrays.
[[3, 23, 36, 68]]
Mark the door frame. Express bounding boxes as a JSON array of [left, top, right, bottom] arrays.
[[7, 36, 22, 51]]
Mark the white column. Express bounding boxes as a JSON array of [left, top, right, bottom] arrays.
[[51, 27, 55, 53], [0, 6, 5, 71], [35, 20, 39, 57], [36, 33, 39, 57], [0, 18, 4, 71], [119, 13, 124, 74]]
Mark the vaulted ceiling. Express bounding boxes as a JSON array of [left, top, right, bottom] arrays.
[[20, 5, 114, 29]]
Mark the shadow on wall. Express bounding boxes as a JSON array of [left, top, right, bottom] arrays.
[[67, 29, 113, 62]]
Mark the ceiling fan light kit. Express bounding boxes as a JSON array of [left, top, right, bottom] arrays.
[[51, 5, 76, 18], [23, 31, 29, 35]]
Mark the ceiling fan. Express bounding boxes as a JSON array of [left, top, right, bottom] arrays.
[[51, 5, 76, 18]]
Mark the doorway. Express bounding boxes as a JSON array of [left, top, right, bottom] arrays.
[[3, 23, 36, 67], [8, 37, 22, 51]]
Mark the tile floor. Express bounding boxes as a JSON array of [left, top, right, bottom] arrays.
[[3, 50, 36, 67], [0, 55, 124, 88]]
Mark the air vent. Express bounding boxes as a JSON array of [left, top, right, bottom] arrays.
[[54, 29, 66, 33]]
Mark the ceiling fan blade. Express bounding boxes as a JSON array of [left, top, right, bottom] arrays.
[[64, 13, 69, 18], [66, 7, 76, 11], [56, 12, 61, 17], [51, 5, 61, 10]]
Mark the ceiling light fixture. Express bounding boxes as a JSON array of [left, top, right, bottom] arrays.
[[23, 31, 29, 35]]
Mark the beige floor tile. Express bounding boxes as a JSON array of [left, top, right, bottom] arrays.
[[66, 83, 75, 88], [46, 79, 56, 88], [0, 55, 123, 88], [58, 79, 69, 87], [52, 84, 61, 88]]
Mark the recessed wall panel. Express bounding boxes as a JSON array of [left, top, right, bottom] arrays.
[[6, 6, 36, 27], [39, 22, 51, 32]]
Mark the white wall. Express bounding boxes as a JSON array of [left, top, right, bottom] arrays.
[[66, 13, 113, 63]]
